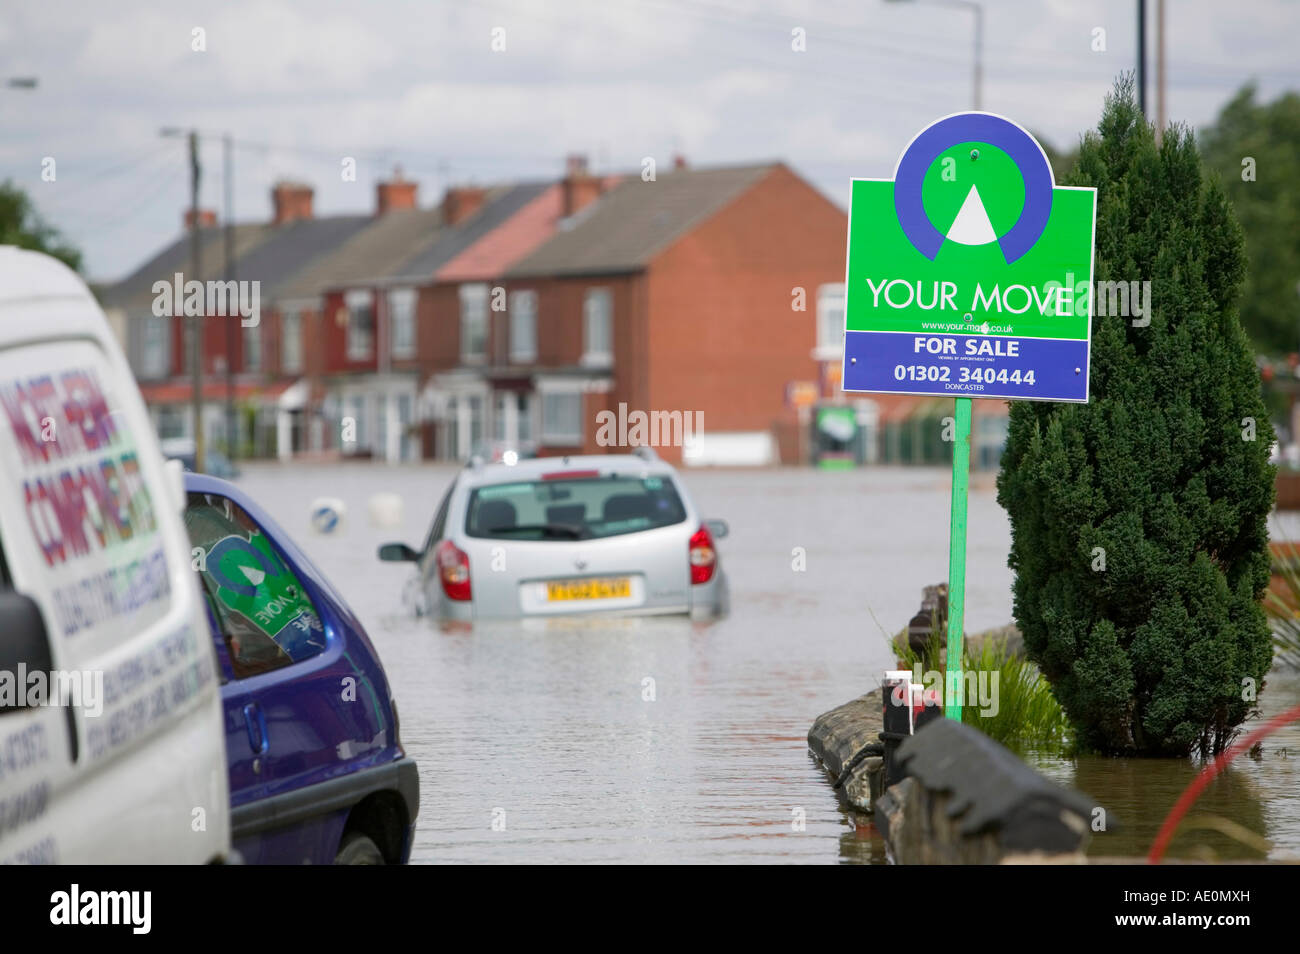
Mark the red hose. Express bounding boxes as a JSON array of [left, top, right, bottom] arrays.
[[1148, 700, 1300, 863]]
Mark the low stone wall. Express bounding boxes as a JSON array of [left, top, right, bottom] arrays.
[[810, 690, 1096, 863], [807, 689, 884, 814]]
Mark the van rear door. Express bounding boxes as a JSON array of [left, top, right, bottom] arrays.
[[0, 319, 229, 863]]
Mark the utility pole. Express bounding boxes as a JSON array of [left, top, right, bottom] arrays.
[[224, 133, 236, 463], [1137, 0, 1147, 120], [1155, 0, 1167, 143], [884, 0, 983, 111], [188, 130, 205, 474]]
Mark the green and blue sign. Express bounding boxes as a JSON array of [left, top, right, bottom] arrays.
[[841, 112, 1097, 403]]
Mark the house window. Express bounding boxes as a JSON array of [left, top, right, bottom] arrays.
[[541, 389, 583, 444], [345, 290, 374, 360], [243, 322, 262, 372], [139, 315, 168, 378], [460, 283, 488, 362], [389, 288, 416, 359], [582, 288, 612, 366], [282, 310, 302, 373], [509, 290, 537, 363], [816, 283, 846, 360]]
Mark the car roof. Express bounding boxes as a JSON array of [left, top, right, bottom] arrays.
[[457, 453, 679, 489]]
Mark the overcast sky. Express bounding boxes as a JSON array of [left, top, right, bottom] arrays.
[[2, 0, 1297, 282]]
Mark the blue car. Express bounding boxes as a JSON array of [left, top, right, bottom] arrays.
[[182, 473, 419, 864]]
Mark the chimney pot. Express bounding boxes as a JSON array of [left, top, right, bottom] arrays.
[[376, 167, 419, 215], [561, 154, 602, 218], [271, 181, 314, 226], [443, 185, 488, 226], [184, 208, 218, 229], [565, 154, 589, 177]]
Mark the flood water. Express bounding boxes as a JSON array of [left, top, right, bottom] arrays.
[[236, 462, 1300, 863]]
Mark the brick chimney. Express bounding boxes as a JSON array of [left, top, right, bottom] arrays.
[[376, 166, 418, 215], [562, 154, 602, 218], [443, 185, 488, 226], [271, 181, 314, 225], [184, 209, 217, 229]]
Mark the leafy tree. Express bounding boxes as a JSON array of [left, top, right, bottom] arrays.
[[997, 77, 1276, 756], [1200, 85, 1300, 356], [0, 179, 83, 273]]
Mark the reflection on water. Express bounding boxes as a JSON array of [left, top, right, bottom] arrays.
[[236, 463, 1300, 863], [1034, 669, 1300, 862]]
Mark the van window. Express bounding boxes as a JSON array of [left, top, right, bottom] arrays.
[[184, 492, 326, 678]]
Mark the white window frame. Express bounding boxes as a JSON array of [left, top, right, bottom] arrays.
[[282, 309, 303, 373], [243, 321, 262, 372], [509, 289, 538, 363], [389, 287, 417, 360], [345, 289, 374, 361], [814, 283, 846, 361], [581, 287, 613, 367], [140, 315, 168, 379], [539, 386, 584, 445], [460, 283, 489, 363]]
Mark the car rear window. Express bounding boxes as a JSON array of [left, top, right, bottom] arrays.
[[185, 491, 327, 678], [464, 474, 687, 541]]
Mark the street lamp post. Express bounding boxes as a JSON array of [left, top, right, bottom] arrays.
[[884, 0, 984, 111]]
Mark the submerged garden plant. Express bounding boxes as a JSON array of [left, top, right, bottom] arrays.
[[1263, 536, 1300, 669], [893, 627, 1074, 757]]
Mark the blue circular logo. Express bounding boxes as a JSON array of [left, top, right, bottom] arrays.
[[893, 112, 1054, 264]]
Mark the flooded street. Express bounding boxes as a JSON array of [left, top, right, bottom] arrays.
[[237, 463, 1300, 863]]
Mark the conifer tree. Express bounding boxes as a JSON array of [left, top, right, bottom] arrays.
[[996, 78, 1276, 756]]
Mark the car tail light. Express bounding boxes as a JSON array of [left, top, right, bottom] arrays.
[[437, 539, 472, 601], [689, 524, 716, 584]]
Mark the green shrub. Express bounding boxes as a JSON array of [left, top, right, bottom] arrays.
[[893, 629, 1073, 757], [996, 77, 1276, 756]]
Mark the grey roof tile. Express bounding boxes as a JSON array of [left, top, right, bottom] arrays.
[[504, 163, 777, 278]]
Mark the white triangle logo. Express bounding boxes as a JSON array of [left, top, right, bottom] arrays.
[[240, 564, 266, 586], [946, 185, 998, 246]]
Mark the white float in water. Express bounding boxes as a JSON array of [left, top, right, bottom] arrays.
[[367, 492, 404, 529]]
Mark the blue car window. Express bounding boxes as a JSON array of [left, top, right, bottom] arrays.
[[184, 492, 327, 679]]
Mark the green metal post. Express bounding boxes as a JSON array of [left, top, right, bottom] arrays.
[[946, 397, 972, 719]]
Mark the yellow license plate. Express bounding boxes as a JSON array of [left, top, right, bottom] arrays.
[[546, 577, 631, 601]]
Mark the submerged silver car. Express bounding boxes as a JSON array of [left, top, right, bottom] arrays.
[[379, 449, 729, 621]]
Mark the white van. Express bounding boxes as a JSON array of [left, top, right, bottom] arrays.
[[0, 247, 231, 863]]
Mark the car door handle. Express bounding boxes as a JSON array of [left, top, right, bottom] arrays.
[[243, 702, 269, 755]]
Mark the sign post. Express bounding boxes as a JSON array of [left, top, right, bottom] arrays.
[[945, 396, 971, 717], [841, 112, 1097, 719]]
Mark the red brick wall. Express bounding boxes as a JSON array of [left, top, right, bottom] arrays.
[[645, 164, 846, 463], [494, 275, 639, 372], [417, 284, 462, 382]]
